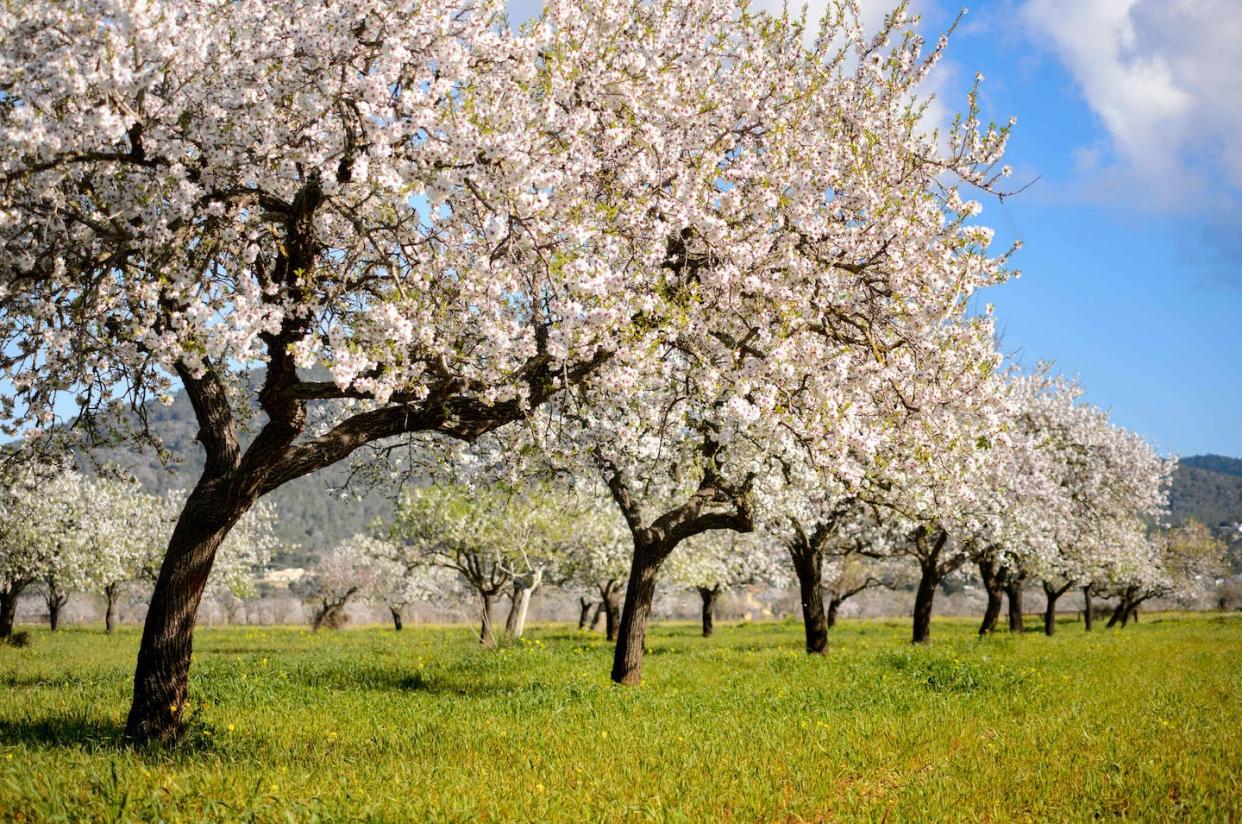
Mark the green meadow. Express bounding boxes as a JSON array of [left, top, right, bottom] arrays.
[[2, 613, 1240, 822]]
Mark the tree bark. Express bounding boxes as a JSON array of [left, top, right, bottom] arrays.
[[105, 583, 119, 634], [44, 577, 68, 631], [504, 587, 520, 635], [124, 483, 250, 744], [1082, 586, 1094, 632], [827, 596, 842, 629], [789, 540, 828, 654], [698, 586, 718, 637], [912, 559, 940, 644], [577, 597, 593, 630], [390, 608, 403, 632], [479, 591, 497, 647], [600, 582, 622, 643], [1005, 574, 1026, 633], [0, 580, 28, 639], [589, 601, 605, 632], [1042, 581, 1073, 636], [1043, 588, 1059, 636], [509, 569, 541, 639], [611, 543, 663, 685], [977, 557, 1005, 636], [1107, 597, 1129, 628]]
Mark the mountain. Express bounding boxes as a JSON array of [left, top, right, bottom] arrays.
[[76, 377, 1242, 570], [1169, 456, 1242, 527], [80, 385, 394, 567], [1178, 454, 1242, 480]]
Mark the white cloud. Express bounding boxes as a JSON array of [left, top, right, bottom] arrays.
[[1023, 0, 1242, 207]]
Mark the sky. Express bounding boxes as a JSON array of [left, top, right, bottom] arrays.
[[504, 0, 1242, 458]]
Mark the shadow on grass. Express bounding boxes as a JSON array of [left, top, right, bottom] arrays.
[[0, 715, 123, 749], [0, 714, 232, 758]]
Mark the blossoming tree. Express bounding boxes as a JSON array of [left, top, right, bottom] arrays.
[[665, 531, 786, 637], [0, 0, 1017, 737]]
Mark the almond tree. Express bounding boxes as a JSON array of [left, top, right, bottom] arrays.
[[1100, 520, 1225, 628], [77, 477, 168, 633], [0, 464, 82, 637], [388, 483, 539, 647], [560, 499, 632, 639], [665, 531, 786, 637], [976, 370, 1171, 635], [0, 0, 1016, 739], [356, 535, 463, 631], [293, 535, 379, 630], [29, 472, 91, 631]]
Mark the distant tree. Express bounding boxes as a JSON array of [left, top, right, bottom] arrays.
[[1, 464, 78, 637], [666, 531, 785, 637], [356, 535, 463, 631], [1102, 520, 1227, 628], [560, 499, 632, 640], [293, 537, 379, 630]]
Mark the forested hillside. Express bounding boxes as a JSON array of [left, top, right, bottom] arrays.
[[78, 379, 1242, 568], [79, 386, 394, 565], [1169, 459, 1242, 526]]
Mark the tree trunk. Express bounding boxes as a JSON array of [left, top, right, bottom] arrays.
[[1005, 575, 1026, 633], [827, 596, 842, 629], [577, 597, 593, 630], [509, 569, 541, 639], [124, 484, 250, 745], [698, 586, 718, 637], [603, 587, 622, 643], [912, 559, 939, 644], [390, 608, 403, 632], [789, 542, 828, 654], [611, 543, 664, 685], [105, 583, 119, 634], [504, 584, 521, 635], [977, 558, 1005, 635], [1043, 585, 1061, 636], [589, 600, 605, 632], [0, 580, 27, 639], [1106, 599, 1127, 628], [1082, 586, 1094, 632], [45, 578, 68, 631], [479, 591, 496, 647]]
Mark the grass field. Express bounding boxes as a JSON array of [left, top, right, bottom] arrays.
[[1, 613, 1240, 822]]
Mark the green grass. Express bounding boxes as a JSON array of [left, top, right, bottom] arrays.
[[1, 614, 1240, 822]]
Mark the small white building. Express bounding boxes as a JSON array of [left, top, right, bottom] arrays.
[[259, 567, 306, 589]]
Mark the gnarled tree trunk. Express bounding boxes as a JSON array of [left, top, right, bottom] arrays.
[[44, 576, 69, 631], [577, 597, 593, 630], [611, 543, 664, 685], [698, 586, 719, 637], [390, 607, 403, 631], [600, 581, 622, 642], [1005, 574, 1026, 633], [125, 482, 251, 744], [977, 557, 1006, 635], [912, 557, 940, 644], [479, 591, 497, 647], [826, 595, 842, 629], [1042, 581, 1073, 636], [1082, 586, 1094, 632], [0, 579, 29, 639], [507, 569, 542, 639], [105, 582, 120, 634], [789, 539, 828, 654]]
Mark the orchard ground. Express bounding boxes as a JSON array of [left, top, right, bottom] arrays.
[[1, 614, 1239, 822]]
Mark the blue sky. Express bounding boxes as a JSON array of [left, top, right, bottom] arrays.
[[508, 0, 1242, 458]]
